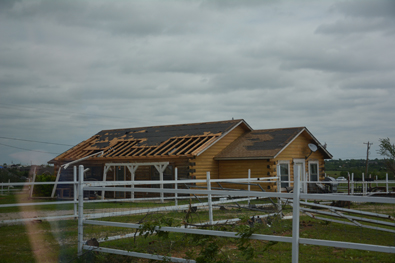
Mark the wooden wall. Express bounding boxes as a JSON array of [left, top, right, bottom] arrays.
[[192, 124, 248, 181], [218, 159, 275, 191], [275, 130, 326, 185], [213, 130, 327, 193]]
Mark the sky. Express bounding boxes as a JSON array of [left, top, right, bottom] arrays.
[[0, 0, 394, 165]]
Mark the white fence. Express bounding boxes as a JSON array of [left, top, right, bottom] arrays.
[[74, 165, 395, 263], [1, 167, 395, 262]]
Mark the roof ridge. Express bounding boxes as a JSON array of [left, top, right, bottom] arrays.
[[98, 119, 245, 133], [253, 126, 305, 131]]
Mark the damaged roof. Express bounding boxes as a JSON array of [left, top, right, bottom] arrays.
[[215, 127, 332, 160], [50, 119, 251, 162]]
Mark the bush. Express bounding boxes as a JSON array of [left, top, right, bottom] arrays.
[[340, 171, 348, 177], [34, 174, 56, 197]]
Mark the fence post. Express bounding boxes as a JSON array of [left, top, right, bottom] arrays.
[[73, 166, 77, 218], [351, 173, 354, 195], [347, 172, 350, 195], [248, 169, 251, 206], [101, 165, 108, 201], [78, 165, 84, 256], [8, 179, 10, 194], [292, 167, 301, 263], [304, 172, 308, 196], [131, 167, 134, 202], [175, 168, 178, 207], [362, 173, 365, 195], [30, 169, 37, 198], [277, 171, 282, 210], [207, 172, 213, 224], [386, 173, 389, 193]]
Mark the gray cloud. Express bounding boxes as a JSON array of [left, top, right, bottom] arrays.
[[333, 0, 395, 19], [316, 0, 395, 35], [0, 0, 394, 164]]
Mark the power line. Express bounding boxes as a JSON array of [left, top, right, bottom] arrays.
[[0, 136, 73, 146], [0, 142, 60, 155]]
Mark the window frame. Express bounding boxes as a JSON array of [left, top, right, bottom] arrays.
[[277, 160, 290, 188], [308, 161, 319, 182]]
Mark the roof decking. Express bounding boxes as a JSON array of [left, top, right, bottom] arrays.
[[50, 119, 248, 162], [215, 127, 311, 160]]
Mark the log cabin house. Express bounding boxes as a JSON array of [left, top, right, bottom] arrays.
[[48, 119, 332, 198]]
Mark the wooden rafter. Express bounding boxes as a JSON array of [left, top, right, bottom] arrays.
[[171, 137, 193, 155], [184, 136, 213, 154], [58, 135, 98, 160], [191, 136, 218, 155], [116, 140, 140, 157], [55, 133, 223, 161], [149, 138, 176, 156]]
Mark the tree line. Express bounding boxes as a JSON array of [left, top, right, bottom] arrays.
[[325, 137, 395, 180]]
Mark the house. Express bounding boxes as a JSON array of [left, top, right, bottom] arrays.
[[48, 119, 332, 198]]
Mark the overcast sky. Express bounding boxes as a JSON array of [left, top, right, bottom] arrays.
[[0, 0, 394, 165]]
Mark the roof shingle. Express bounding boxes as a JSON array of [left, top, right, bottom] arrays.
[[215, 127, 305, 159], [50, 119, 248, 162]]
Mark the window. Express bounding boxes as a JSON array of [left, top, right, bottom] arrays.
[[309, 162, 319, 181], [278, 162, 290, 188]]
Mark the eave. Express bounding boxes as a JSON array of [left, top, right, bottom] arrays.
[[214, 156, 273, 161]]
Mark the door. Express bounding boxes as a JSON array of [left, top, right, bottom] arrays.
[[293, 159, 305, 192]]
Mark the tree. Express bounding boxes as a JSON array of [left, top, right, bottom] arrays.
[[377, 138, 395, 177]]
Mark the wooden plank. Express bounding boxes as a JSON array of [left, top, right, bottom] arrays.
[[194, 125, 247, 180], [123, 146, 142, 157], [185, 136, 212, 155], [138, 146, 156, 156], [57, 135, 98, 160], [133, 146, 151, 156], [151, 138, 177, 156], [116, 141, 139, 157], [175, 138, 194, 154]]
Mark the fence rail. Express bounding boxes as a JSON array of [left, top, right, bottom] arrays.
[[75, 166, 395, 262], [1, 167, 395, 262]]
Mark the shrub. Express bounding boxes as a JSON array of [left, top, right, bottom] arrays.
[[34, 174, 56, 197]]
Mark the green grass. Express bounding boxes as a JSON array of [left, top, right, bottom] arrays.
[[0, 221, 61, 263], [87, 214, 394, 263], [325, 171, 341, 177]]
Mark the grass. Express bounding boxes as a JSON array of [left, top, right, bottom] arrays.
[[87, 213, 394, 263], [0, 192, 394, 262]]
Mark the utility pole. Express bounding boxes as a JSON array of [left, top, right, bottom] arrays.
[[363, 142, 373, 177]]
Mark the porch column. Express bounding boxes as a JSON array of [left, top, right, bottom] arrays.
[[154, 164, 168, 203], [126, 165, 139, 201], [101, 165, 111, 200]]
